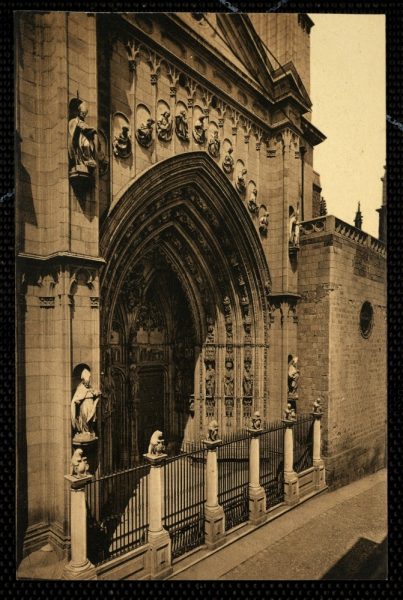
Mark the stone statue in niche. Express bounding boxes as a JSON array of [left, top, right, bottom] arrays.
[[113, 126, 132, 159], [248, 187, 258, 213], [259, 212, 269, 235], [207, 419, 219, 442], [224, 359, 234, 397], [68, 98, 97, 182], [205, 361, 216, 397], [70, 448, 90, 478], [156, 110, 173, 142], [136, 118, 155, 148], [71, 368, 101, 442], [193, 115, 207, 144], [175, 110, 189, 142], [243, 360, 253, 396], [222, 147, 234, 174], [208, 131, 220, 158], [289, 205, 301, 247], [148, 430, 165, 455], [251, 411, 262, 430], [288, 356, 300, 395], [236, 168, 247, 194]]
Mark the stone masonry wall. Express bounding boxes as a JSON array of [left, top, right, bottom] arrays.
[[298, 218, 386, 489]]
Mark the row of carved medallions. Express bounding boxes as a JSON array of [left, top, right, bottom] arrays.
[[111, 108, 270, 235], [124, 40, 268, 147]]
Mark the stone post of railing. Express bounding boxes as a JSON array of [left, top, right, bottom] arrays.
[[247, 412, 267, 525], [62, 451, 97, 580], [282, 415, 299, 506], [311, 401, 326, 490], [203, 420, 225, 549], [144, 431, 172, 580]]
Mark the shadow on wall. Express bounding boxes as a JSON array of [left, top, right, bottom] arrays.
[[321, 536, 387, 580]]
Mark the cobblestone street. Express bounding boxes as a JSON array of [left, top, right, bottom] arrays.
[[171, 469, 387, 580]]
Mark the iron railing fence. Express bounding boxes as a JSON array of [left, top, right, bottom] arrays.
[[260, 420, 286, 509], [218, 431, 250, 531], [293, 414, 314, 473], [163, 448, 207, 560], [86, 462, 149, 565]]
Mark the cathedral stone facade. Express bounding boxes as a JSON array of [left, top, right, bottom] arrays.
[[16, 12, 386, 561]]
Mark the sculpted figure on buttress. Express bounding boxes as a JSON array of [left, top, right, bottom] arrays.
[[71, 368, 101, 441], [68, 98, 97, 177], [289, 205, 301, 247]]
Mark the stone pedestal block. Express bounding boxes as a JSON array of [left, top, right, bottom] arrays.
[[313, 459, 326, 490], [284, 472, 300, 506], [204, 505, 226, 549], [248, 485, 267, 525], [148, 529, 173, 580], [62, 558, 97, 580]]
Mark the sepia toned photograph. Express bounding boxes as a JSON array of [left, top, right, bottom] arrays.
[[15, 11, 387, 581]]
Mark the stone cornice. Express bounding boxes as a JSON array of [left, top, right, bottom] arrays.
[[301, 117, 326, 147], [17, 251, 106, 267]]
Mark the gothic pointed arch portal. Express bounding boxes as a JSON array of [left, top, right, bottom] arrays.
[[100, 152, 272, 472]]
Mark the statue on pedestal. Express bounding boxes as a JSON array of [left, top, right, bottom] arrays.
[[251, 411, 262, 430], [224, 359, 234, 397], [205, 361, 215, 397], [70, 448, 90, 478], [71, 368, 101, 442], [207, 420, 219, 442], [148, 430, 165, 455]]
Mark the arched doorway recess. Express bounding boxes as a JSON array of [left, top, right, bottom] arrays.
[[99, 153, 272, 472]]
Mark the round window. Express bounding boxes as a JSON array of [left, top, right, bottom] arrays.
[[359, 301, 374, 338]]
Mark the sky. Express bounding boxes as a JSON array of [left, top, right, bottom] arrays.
[[309, 14, 386, 238]]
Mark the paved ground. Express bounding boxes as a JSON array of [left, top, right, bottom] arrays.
[[171, 469, 387, 580]]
